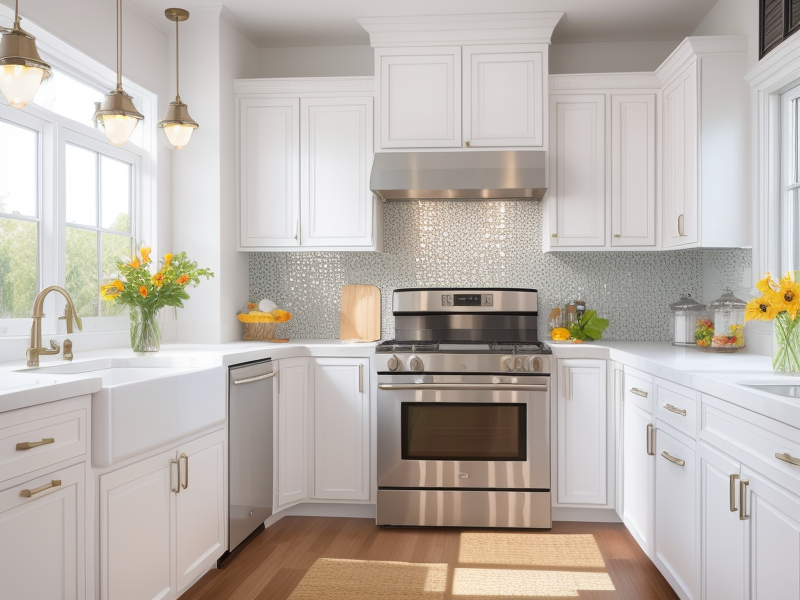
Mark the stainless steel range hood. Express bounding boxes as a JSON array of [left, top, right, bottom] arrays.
[[369, 150, 546, 201]]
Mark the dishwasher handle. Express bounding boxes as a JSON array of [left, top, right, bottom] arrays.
[[233, 372, 276, 385]]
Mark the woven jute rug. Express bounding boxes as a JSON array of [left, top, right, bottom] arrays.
[[286, 558, 448, 599]]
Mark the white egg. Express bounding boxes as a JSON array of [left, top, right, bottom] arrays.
[[258, 298, 278, 312]]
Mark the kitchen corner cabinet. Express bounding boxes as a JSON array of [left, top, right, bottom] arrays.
[[546, 74, 658, 251], [235, 78, 380, 252], [311, 359, 369, 501], [375, 44, 546, 150], [556, 359, 609, 506], [656, 36, 750, 249], [98, 429, 225, 600], [275, 357, 309, 507]]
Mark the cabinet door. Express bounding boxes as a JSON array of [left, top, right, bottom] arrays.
[[238, 97, 300, 248], [549, 95, 605, 246], [611, 94, 656, 247], [312, 359, 369, 501], [462, 45, 543, 147], [622, 399, 654, 554], [0, 463, 85, 600], [176, 430, 225, 593], [654, 423, 697, 600], [557, 359, 607, 505], [743, 466, 800, 600], [276, 358, 309, 506], [301, 97, 374, 247], [699, 442, 745, 600], [662, 63, 698, 248], [100, 450, 177, 600], [377, 47, 461, 149]]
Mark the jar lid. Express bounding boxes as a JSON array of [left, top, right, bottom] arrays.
[[670, 294, 706, 311], [710, 290, 747, 309]]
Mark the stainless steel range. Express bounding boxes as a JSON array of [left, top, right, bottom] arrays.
[[376, 288, 552, 529]]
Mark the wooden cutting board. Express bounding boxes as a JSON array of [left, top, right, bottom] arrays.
[[340, 284, 381, 342]]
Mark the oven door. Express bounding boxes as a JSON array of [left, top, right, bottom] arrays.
[[377, 373, 550, 490]]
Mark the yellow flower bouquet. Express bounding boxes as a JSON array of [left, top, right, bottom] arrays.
[[746, 271, 800, 372], [100, 247, 214, 352]]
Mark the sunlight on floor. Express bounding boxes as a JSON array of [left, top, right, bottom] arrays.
[[451, 567, 616, 598], [457, 533, 607, 568]]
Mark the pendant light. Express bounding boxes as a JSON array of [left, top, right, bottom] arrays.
[[94, 0, 143, 147], [158, 8, 197, 150], [0, 0, 52, 109]]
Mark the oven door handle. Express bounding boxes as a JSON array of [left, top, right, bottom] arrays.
[[378, 383, 548, 392]]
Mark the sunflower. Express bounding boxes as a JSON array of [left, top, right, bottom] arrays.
[[775, 273, 800, 318], [756, 272, 779, 295], [745, 295, 779, 322]]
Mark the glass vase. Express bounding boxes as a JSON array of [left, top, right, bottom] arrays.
[[773, 311, 800, 373], [130, 306, 161, 353]]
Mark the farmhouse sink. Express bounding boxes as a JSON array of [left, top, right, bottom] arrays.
[[741, 384, 800, 399], [18, 356, 226, 468]]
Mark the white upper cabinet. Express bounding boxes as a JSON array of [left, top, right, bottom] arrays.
[[235, 78, 380, 252], [463, 45, 543, 147], [656, 36, 750, 249], [359, 13, 562, 152], [377, 47, 462, 148], [546, 74, 659, 251]]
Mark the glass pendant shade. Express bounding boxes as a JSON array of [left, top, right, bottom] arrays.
[[0, 6, 52, 109], [159, 8, 198, 150]]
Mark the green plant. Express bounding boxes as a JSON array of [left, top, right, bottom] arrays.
[[567, 310, 609, 341]]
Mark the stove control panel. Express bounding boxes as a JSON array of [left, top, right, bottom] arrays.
[[375, 353, 550, 375], [502, 355, 545, 373], [386, 355, 402, 372]]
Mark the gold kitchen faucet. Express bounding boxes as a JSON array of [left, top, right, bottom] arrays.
[[26, 286, 82, 367]]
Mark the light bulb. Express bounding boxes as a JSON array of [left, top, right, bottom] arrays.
[[0, 64, 45, 109], [101, 113, 140, 146], [163, 122, 195, 150]]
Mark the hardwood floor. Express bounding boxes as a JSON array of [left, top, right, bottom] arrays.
[[181, 518, 679, 600]]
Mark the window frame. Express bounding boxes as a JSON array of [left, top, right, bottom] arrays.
[[0, 4, 157, 340]]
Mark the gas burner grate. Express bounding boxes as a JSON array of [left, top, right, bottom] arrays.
[[376, 340, 440, 353]]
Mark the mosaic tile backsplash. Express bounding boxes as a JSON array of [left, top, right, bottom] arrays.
[[249, 201, 751, 341]]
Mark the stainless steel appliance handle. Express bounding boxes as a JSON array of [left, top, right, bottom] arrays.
[[233, 372, 276, 385], [378, 383, 548, 392]]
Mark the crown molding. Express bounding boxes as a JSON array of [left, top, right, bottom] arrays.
[[656, 35, 747, 86], [549, 73, 660, 90], [234, 76, 375, 95], [356, 12, 564, 48]]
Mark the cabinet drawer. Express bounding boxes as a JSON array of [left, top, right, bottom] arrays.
[[655, 378, 697, 439], [0, 398, 88, 484], [624, 368, 653, 413], [701, 394, 800, 498]]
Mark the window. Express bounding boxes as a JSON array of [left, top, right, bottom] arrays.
[[782, 84, 800, 274], [760, 0, 800, 58], [0, 6, 155, 338]]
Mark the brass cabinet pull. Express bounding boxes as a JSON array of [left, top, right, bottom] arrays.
[[20, 479, 61, 498], [614, 234, 621, 238], [646, 423, 655, 456], [678, 214, 685, 236], [775, 452, 800, 466], [551, 233, 558, 238], [630, 387, 649, 398], [729, 474, 739, 512], [180, 453, 189, 490], [359, 363, 364, 393], [171, 458, 180, 494], [661, 450, 686, 467], [465, 140, 471, 148], [16, 437, 55, 451], [739, 479, 750, 520], [233, 372, 276, 385], [664, 403, 687, 417]]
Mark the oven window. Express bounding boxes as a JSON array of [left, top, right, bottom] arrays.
[[401, 403, 526, 461]]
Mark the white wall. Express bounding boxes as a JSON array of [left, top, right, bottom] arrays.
[[549, 41, 680, 74], [692, 0, 759, 68], [260, 45, 373, 77]]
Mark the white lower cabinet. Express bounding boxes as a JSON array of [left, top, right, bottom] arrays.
[[311, 359, 369, 501], [557, 359, 608, 506], [276, 358, 310, 507], [99, 429, 225, 600], [654, 422, 697, 600], [0, 462, 85, 600]]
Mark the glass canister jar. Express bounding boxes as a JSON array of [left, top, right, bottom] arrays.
[[708, 290, 746, 351], [670, 294, 708, 346]]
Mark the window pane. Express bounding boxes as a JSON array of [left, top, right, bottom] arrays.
[[0, 217, 37, 318], [65, 226, 98, 318], [101, 232, 130, 317], [66, 144, 97, 226], [101, 156, 131, 232], [33, 68, 104, 128], [0, 120, 38, 217]]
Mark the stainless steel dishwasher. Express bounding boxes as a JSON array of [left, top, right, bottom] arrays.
[[227, 359, 274, 554]]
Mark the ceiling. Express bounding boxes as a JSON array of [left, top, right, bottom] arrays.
[[130, 0, 721, 48]]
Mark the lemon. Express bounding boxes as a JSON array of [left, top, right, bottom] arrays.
[[551, 327, 570, 341]]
